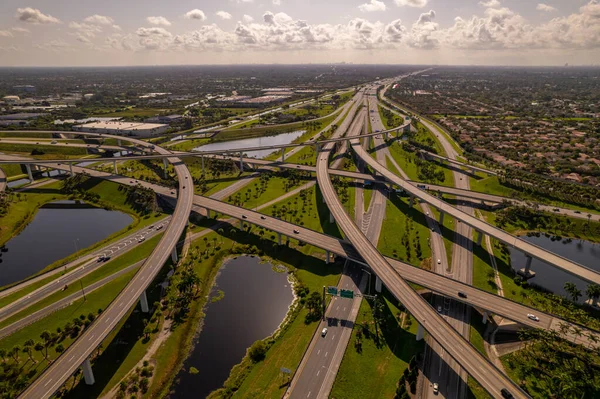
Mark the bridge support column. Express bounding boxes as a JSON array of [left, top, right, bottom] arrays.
[[416, 323, 425, 341], [375, 275, 382, 293], [171, 247, 178, 263], [409, 195, 415, 207], [25, 164, 33, 181], [46, 168, 52, 178], [281, 148, 285, 162], [439, 211, 445, 226], [163, 158, 168, 178], [329, 212, 334, 224], [325, 250, 330, 264], [113, 160, 118, 174], [82, 357, 95, 385], [201, 156, 205, 175], [139, 290, 149, 313], [518, 255, 536, 279], [482, 311, 489, 325], [239, 152, 244, 172], [239, 218, 244, 229], [277, 233, 282, 245], [117, 139, 122, 147], [476, 230, 483, 246], [69, 162, 73, 175], [205, 208, 211, 218], [471, 168, 475, 175]]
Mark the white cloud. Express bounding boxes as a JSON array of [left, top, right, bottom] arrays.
[[147, 16, 172, 26], [16, 7, 61, 24], [0, 30, 14, 38], [242, 14, 254, 23], [236, 0, 255, 3], [136, 27, 172, 38], [479, 0, 501, 7], [273, 0, 282, 5], [394, 0, 427, 7], [536, 3, 556, 12], [216, 11, 233, 20], [359, 0, 387, 13], [185, 9, 207, 21], [84, 15, 114, 25], [11, 27, 30, 33], [409, 10, 439, 48], [68, 22, 103, 40]]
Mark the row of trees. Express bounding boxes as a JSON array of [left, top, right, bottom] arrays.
[[564, 281, 600, 307]]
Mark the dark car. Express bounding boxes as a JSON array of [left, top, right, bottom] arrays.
[[458, 291, 467, 299], [242, 215, 248, 219], [501, 388, 514, 399], [103, 256, 111, 262], [260, 216, 266, 220]]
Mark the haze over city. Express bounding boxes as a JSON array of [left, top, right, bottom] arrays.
[[1, 0, 600, 66]]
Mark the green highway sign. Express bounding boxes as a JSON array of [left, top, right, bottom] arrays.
[[340, 289, 354, 299], [327, 286, 339, 296]]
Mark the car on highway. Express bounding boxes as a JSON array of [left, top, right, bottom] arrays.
[[260, 216, 266, 220], [103, 256, 111, 262], [433, 383, 439, 395], [458, 291, 467, 299], [527, 313, 539, 322], [501, 388, 514, 399], [97, 256, 105, 262], [156, 225, 163, 231], [51, 140, 57, 144], [293, 229, 300, 234], [242, 215, 247, 219], [437, 305, 442, 313], [321, 328, 328, 337], [437, 259, 441, 264], [574, 210, 581, 214], [138, 237, 145, 243], [149, 225, 154, 229]]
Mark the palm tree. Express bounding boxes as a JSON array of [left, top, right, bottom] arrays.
[[586, 332, 599, 349], [0, 348, 6, 363], [23, 339, 36, 364], [564, 282, 582, 302], [585, 284, 600, 307], [10, 345, 21, 365], [34, 341, 44, 361]]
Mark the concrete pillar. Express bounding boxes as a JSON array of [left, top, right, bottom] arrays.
[[239, 152, 244, 172], [518, 255, 536, 279], [82, 358, 95, 385], [416, 323, 425, 341], [409, 195, 415, 207], [477, 230, 483, 246], [69, 162, 73, 175], [471, 168, 475, 175], [278, 233, 282, 245], [375, 275, 382, 293], [171, 247, 178, 263], [482, 311, 489, 325], [117, 139, 122, 147], [163, 158, 168, 178], [113, 160, 118, 174], [46, 168, 51, 178], [524, 255, 532, 272], [439, 211, 445, 226], [329, 212, 334, 224], [325, 250, 330, 264], [281, 148, 285, 162], [25, 164, 33, 181], [206, 208, 211, 218], [239, 218, 244, 229], [139, 290, 149, 313], [201, 156, 205, 175], [315, 143, 320, 152]]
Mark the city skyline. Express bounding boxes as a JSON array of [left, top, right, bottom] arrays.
[[0, 0, 599, 67]]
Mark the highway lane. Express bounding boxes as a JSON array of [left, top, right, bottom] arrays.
[[26, 160, 600, 347], [330, 109, 528, 398], [0, 219, 170, 323], [19, 135, 194, 399]]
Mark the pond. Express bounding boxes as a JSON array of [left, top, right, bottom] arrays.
[[509, 234, 600, 300], [169, 255, 294, 398], [0, 200, 133, 287], [193, 130, 305, 159]]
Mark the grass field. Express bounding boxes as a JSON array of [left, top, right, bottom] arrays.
[[90, 107, 168, 118], [0, 143, 87, 156], [331, 288, 423, 399]]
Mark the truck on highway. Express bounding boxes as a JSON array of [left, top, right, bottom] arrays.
[[417, 184, 427, 189]]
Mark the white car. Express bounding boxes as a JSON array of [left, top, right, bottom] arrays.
[[321, 328, 328, 337], [138, 237, 146, 243], [437, 305, 442, 313], [433, 383, 439, 394], [437, 259, 441, 264], [527, 313, 539, 322]]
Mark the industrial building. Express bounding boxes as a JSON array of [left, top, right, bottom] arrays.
[[73, 121, 169, 137]]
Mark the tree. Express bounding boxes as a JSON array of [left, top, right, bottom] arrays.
[[23, 339, 36, 364], [10, 345, 21, 364], [306, 291, 322, 315], [564, 282, 582, 302], [0, 348, 6, 363], [248, 340, 267, 362], [585, 284, 600, 307]]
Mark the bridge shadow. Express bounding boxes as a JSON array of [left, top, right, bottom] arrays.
[[315, 184, 344, 240], [427, 159, 483, 181]]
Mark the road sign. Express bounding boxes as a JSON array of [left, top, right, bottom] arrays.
[[327, 286, 338, 296], [340, 289, 354, 299], [280, 367, 291, 374]]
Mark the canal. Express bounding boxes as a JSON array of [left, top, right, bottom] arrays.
[[193, 130, 305, 159], [0, 200, 133, 287], [170, 255, 294, 398], [510, 234, 600, 300]]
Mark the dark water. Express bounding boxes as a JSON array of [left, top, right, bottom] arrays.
[[193, 130, 305, 158], [0, 201, 132, 287], [509, 235, 600, 300], [170, 255, 294, 399]]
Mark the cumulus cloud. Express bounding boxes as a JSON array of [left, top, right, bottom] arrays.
[[84, 15, 114, 25], [536, 3, 556, 12], [408, 10, 439, 48], [479, 0, 501, 7], [16, 7, 61, 24], [216, 11, 233, 20], [359, 0, 387, 12], [185, 9, 207, 21], [273, 0, 282, 5], [147, 16, 172, 26], [69, 22, 103, 40], [11, 27, 30, 33], [242, 14, 254, 23], [394, 0, 427, 7], [0, 30, 13, 38]]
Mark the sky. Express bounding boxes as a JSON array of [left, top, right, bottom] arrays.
[[0, 0, 599, 67]]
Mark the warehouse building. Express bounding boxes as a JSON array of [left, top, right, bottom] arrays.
[[73, 121, 169, 137]]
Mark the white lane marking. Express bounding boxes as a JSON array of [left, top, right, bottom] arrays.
[[44, 379, 53, 387], [343, 307, 347, 311], [68, 355, 75, 361], [336, 306, 339, 310], [332, 335, 336, 340], [88, 334, 95, 341], [317, 350, 320, 356], [316, 370, 320, 377], [307, 392, 311, 398], [325, 352, 328, 358]]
